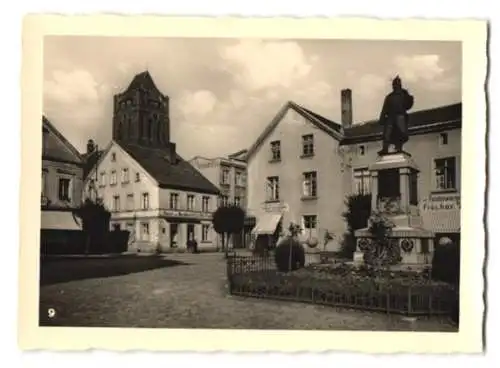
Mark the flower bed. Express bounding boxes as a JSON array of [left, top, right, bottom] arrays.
[[227, 256, 456, 316]]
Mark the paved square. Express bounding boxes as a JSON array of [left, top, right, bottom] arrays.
[[39, 253, 457, 331]]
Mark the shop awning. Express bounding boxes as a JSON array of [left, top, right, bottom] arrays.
[[422, 209, 460, 233], [251, 213, 282, 235], [41, 210, 82, 231]]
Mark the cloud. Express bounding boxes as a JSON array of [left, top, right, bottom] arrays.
[[393, 54, 445, 82], [220, 40, 314, 91], [43, 68, 111, 150], [177, 90, 218, 118], [44, 69, 106, 105]]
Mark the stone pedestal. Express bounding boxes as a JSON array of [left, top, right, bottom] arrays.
[[305, 247, 321, 265], [354, 152, 435, 265]]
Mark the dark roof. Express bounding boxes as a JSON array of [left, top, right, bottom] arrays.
[[295, 104, 342, 132], [42, 116, 83, 165], [342, 103, 462, 143], [119, 142, 220, 195], [125, 70, 163, 96]]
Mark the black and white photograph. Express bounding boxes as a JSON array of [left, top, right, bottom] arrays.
[[19, 16, 486, 353]]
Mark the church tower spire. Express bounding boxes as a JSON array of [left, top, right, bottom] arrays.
[[112, 71, 171, 148]]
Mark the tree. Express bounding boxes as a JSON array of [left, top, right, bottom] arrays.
[[73, 198, 111, 254], [340, 193, 371, 257], [212, 204, 246, 258]]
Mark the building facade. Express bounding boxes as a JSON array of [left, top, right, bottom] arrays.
[[245, 89, 461, 252], [41, 116, 84, 236], [84, 71, 220, 253], [189, 152, 248, 248], [245, 102, 347, 251]]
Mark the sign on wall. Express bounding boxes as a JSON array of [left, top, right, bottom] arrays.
[[161, 210, 212, 219], [420, 194, 460, 211]]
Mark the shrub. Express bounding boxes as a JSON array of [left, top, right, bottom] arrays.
[[340, 193, 371, 257], [431, 241, 460, 325], [431, 241, 460, 285], [274, 236, 305, 272]]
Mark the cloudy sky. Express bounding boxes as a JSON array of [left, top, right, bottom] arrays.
[[43, 37, 461, 159]]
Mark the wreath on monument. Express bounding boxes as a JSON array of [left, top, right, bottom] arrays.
[[401, 239, 414, 253]]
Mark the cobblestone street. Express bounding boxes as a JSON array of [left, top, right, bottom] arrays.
[[39, 253, 457, 331]]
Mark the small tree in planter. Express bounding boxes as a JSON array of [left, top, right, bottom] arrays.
[[73, 198, 111, 254], [363, 212, 401, 276], [212, 204, 246, 258], [274, 222, 305, 272]]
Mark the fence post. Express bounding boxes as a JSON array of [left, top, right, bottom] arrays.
[[226, 254, 233, 294]]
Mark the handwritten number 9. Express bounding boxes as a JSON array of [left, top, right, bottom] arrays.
[[48, 308, 56, 318]]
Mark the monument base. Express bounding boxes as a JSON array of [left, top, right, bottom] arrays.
[[354, 225, 434, 265]]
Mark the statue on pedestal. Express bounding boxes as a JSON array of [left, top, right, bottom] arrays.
[[378, 76, 414, 155]]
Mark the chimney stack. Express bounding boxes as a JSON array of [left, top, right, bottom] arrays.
[[341, 89, 353, 129]]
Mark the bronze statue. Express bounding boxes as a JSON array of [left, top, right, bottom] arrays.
[[378, 76, 414, 155]]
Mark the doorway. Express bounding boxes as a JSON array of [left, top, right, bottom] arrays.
[[187, 223, 195, 241], [170, 223, 178, 248], [113, 223, 121, 231]]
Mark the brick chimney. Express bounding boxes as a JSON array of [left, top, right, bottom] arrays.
[[341, 89, 353, 129]]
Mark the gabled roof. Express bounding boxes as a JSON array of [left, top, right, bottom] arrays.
[[42, 116, 83, 165], [341, 102, 461, 145], [228, 149, 248, 161], [118, 142, 220, 195], [245, 101, 343, 161]]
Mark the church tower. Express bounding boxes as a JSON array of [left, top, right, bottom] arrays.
[[112, 71, 171, 148]]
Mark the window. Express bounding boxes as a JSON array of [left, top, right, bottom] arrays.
[[113, 195, 120, 211], [234, 196, 241, 207], [126, 194, 134, 211], [302, 134, 314, 156], [219, 195, 229, 207], [99, 172, 106, 186], [353, 168, 371, 195], [302, 171, 317, 198], [187, 195, 195, 210], [169, 193, 179, 209], [121, 168, 129, 183], [434, 157, 457, 190], [111, 152, 116, 162], [359, 145, 366, 156], [135, 172, 140, 182], [270, 141, 281, 161], [202, 224, 210, 242], [235, 171, 244, 186], [266, 176, 280, 201], [439, 133, 448, 145], [58, 178, 71, 201], [303, 215, 317, 230], [110, 170, 117, 185], [141, 222, 150, 240], [141, 193, 150, 209], [202, 196, 210, 212], [221, 168, 230, 185]]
